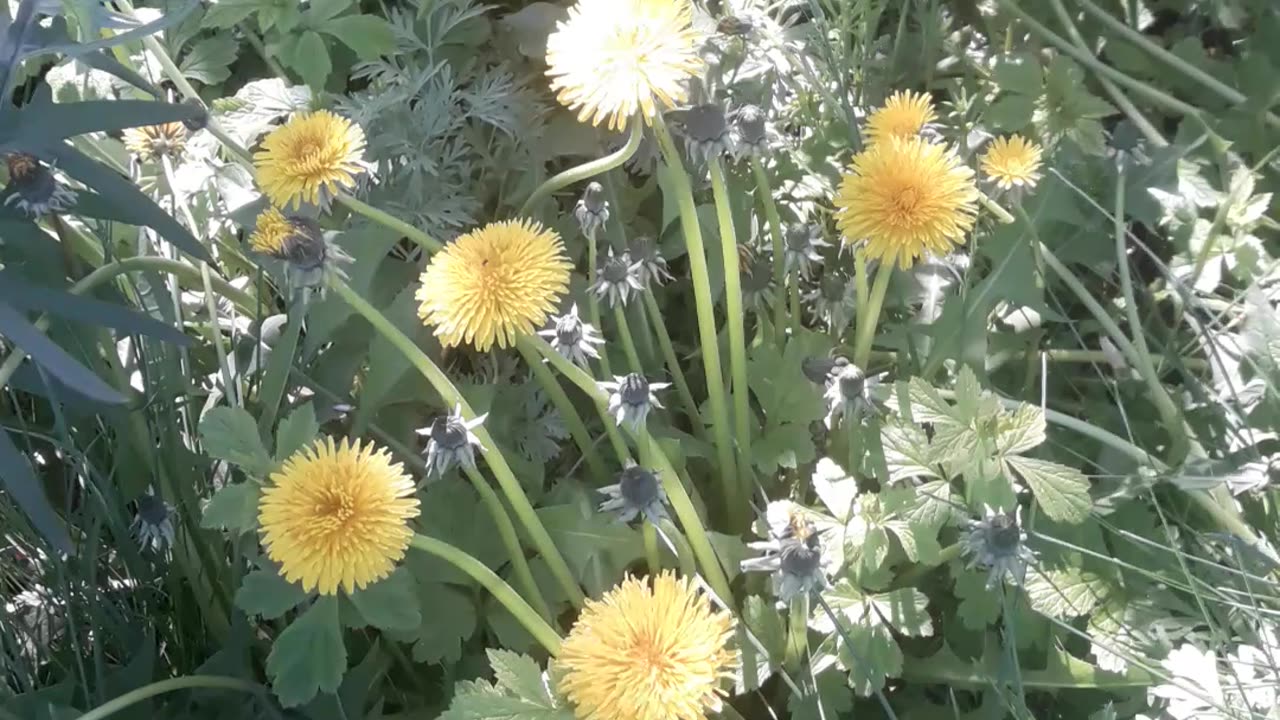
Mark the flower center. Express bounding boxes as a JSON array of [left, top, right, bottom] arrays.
[[432, 417, 469, 450], [619, 466, 660, 507], [619, 375, 650, 406], [602, 258, 631, 284], [314, 488, 356, 528], [893, 186, 922, 219]]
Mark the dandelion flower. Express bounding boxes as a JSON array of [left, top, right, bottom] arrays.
[[131, 492, 175, 553], [249, 207, 296, 255], [254, 110, 367, 210], [416, 219, 572, 351], [124, 122, 187, 162], [834, 136, 978, 269], [4, 153, 76, 217], [864, 90, 936, 145], [981, 134, 1043, 191], [249, 208, 349, 289], [559, 572, 735, 720], [258, 438, 419, 595], [546, 0, 703, 131]]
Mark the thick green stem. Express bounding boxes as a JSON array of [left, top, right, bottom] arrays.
[[853, 262, 894, 368], [709, 157, 753, 501], [410, 534, 562, 654], [783, 594, 810, 673], [652, 116, 741, 523], [526, 334, 735, 604], [73, 676, 263, 720], [517, 343, 610, 483], [202, 263, 241, 406], [586, 227, 613, 379], [612, 303, 644, 373], [642, 289, 708, 441], [520, 121, 644, 217], [854, 252, 870, 310], [330, 278, 585, 607], [643, 520, 660, 574], [978, 193, 1016, 224], [749, 156, 788, 346], [337, 193, 442, 254], [462, 466, 555, 624]]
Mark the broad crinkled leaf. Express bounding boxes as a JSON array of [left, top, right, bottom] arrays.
[[1004, 455, 1091, 523], [1025, 567, 1109, 618], [201, 482, 260, 534], [396, 581, 476, 664], [179, 33, 237, 84], [274, 403, 319, 461], [440, 651, 572, 720], [996, 404, 1046, 456], [952, 566, 1000, 630], [200, 406, 274, 477], [907, 377, 957, 426], [266, 597, 347, 707], [488, 650, 554, 708], [349, 568, 421, 631], [880, 419, 940, 485], [235, 567, 309, 619]]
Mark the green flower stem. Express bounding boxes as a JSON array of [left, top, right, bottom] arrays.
[[1075, 0, 1280, 129], [789, 267, 801, 332], [516, 342, 611, 481], [72, 675, 264, 720], [462, 466, 555, 624], [642, 288, 708, 441], [330, 278, 586, 607], [631, 300, 658, 368], [1046, 0, 1168, 147], [643, 520, 660, 574], [749, 155, 788, 345], [1028, 212, 1188, 465], [783, 594, 810, 673], [525, 334, 735, 605], [655, 519, 697, 576], [978, 193, 1016, 224], [201, 263, 241, 407], [709, 157, 753, 491], [520, 121, 644, 216], [612, 303, 644, 373], [410, 533, 563, 655], [336, 193, 443, 254], [256, 297, 306, 433], [585, 227, 613, 379], [994, 0, 1202, 120], [0, 257, 255, 390], [853, 252, 870, 310], [853, 262, 894, 368], [652, 116, 741, 523]]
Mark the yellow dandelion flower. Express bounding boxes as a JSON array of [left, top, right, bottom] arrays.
[[864, 90, 936, 145], [981, 134, 1043, 190], [248, 207, 295, 255], [558, 572, 735, 720], [258, 437, 419, 595], [253, 110, 366, 210], [834, 136, 979, 269], [415, 219, 572, 351], [123, 122, 187, 161], [546, 0, 703, 131]]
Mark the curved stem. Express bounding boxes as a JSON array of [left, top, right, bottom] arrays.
[[517, 342, 611, 481], [642, 288, 708, 441], [74, 676, 263, 720], [329, 278, 586, 607], [749, 155, 788, 346], [337, 193, 442, 254], [853, 262, 894, 368], [652, 116, 741, 525], [463, 466, 555, 624], [520, 121, 644, 217], [410, 534, 562, 655], [709, 158, 752, 495]]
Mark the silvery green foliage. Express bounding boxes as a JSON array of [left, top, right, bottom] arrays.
[[334, 0, 549, 239]]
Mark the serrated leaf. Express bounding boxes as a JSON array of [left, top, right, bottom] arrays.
[[907, 377, 957, 426], [201, 482, 260, 534], [275, 403, 319, 461], [869, 587, 933, 637], [200, 406, 274, 476], [812, 457, 858, 520], [992, 53, 1043, 95], [321, 15, 396, 60], [904, 480, 963, 529], [236, 567, 309, 619], [401, 582, 476, 664], [1004, 455, 1091, 523], [348, 568, 420, 631], [996, 404, 1046, 455], [306, 0, 352, 24], [205, 0, 276, 28], [787, 669, 853, 720], [488, 650, 553, 707], [440, 695, 573, 720], [953, 568, 1001, 630], [837, 622, 901, 696], [179, 34, 237, 85], [266, 597, 346, 707], [880, 419, 940, 485], [886, 519, 941, 566], [753, 422, 816, 473], [1025, 567, 1109, 618], [743, 595, 786, 662], [952, 366, 984, 422]]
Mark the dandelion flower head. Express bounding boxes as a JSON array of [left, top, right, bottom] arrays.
[[249, 207, 296, 255], [559, 572, 735, 720], [834, 136, 978, 269], [258, 437, 419, 595], [981, 134, 1043, 190], [416, 219, 572, 351], [546, 0, 703, 131], [864, 90, 936, 145], [123, 122, 187, 161], [253, 110, 366, 210]]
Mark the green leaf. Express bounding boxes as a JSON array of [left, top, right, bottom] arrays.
[[275, 403, 319, 462], [1004, 455, 1091, 523], [205, 0, 276, 28], [267, 597, 347, 707], [886, 519, 941, 566], [306, 0, 353, 24], [748, 332, 828, 425], [321, 15, 397, 60], [787, 669, 853, 720], [995, 404, 1045, 456], [870, 587, 933, 637], [986, 93, 1037, 131], [399, 582, 476, 664], [992, 53, 1043, 95], [709, 531, 751, 583], [837, 621, 901, 696], [880, 419, 940, 485], [287, 31, 331, 90], [348, 568, 421, 631], [236, 568, 309, 620], [488, 650, 552, 706], [742, 595, 786, 662], [753, 422, 816, 473], [811, 457, 858, 520], [906, 377, 958, 426], [952, 566, 1000, 630], [1025, 567, 1109, 618], [200, 406, 274, 477], [201, 482, 260, 534], [179, 34, 238, 85], [539, 502, 643, 595], [440, 651, 573, 720]]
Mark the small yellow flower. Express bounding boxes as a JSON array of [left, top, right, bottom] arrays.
[[258, 438, 419, 595], [863, 90, 936, 145], [248, 207, 295, 255], [253, 110, 366, 210], [123, 122, 187, 161], [415, 219, 572, 351], [558, 572, 735, 720], [981, 134, 1043, 191], [834, 136, 979, 269], [546, 0, 703, 131]]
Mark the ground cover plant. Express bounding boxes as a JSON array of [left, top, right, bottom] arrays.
[[2, 0, 1280, 719]]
